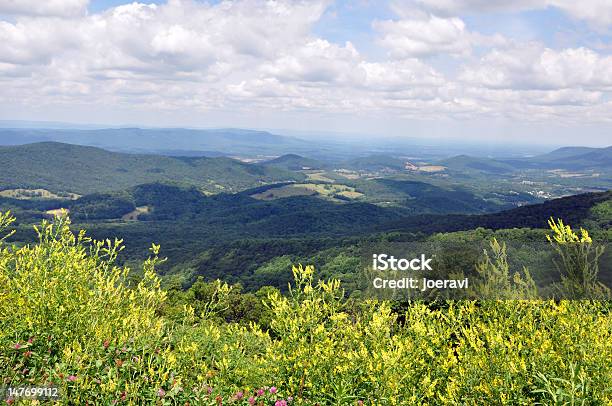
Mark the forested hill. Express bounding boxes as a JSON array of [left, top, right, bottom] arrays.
[[440, 145, 612, 173], [0, 142, 304, 194], [380, 190, 611, 235], [0, 127, 312, 156]]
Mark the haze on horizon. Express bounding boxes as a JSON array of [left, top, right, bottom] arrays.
[[1, 0, 612, 146]]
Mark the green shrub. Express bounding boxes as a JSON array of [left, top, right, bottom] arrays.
[[0, 213, 610, 405]]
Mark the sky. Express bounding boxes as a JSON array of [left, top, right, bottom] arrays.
[[1, 0, 612, 145]]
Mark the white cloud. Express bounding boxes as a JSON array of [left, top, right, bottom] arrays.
[[460, 43, 612, 90], [550, 0, 612, 31], [0, 0, 611, 132], [407, 0, 612, 30], [374, 15, 473, 57], [260, 39, 362, 84], [0, 0, 88, 17], [361, 59, 445, 89]]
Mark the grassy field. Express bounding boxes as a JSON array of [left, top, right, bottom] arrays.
[[0, 188, 80, 200], [250, 183, 364, 201], [122, 205, 151, 221]]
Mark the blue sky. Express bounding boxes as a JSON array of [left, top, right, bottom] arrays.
[[1, 0, 612, 145]]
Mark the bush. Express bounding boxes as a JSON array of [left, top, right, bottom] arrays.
[[0, 213, 610, 404]]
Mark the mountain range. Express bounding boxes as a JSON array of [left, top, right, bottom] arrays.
[[0, 142, 303, 194]]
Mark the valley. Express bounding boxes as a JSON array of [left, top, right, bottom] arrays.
[[0, 132, 609, 293]]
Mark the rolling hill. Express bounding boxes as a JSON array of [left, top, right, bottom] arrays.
[[441, 145, 612, 174], [438, 155, 516, 174], [0, 127, 313, 156], [342, 155, 407, 171], [260, 154, 325, 170], [0, 142, 304, 194]]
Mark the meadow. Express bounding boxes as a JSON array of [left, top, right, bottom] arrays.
[[0, 211, 610, 405]]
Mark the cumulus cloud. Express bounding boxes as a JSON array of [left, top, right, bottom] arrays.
[[0, 0, 88, 17], [0, 0, 611, 130], [260, 39, 363, 84], [374, 15, 472, 57], [408, 0, 612, 30], [374, 3, 508, 58], [460, 43, 612, 90]]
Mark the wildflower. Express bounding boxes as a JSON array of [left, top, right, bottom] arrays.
[[68, 375, 77, 382], [248, 397, 256, 405], [207, 386, 213, 394], [115, 359, 123, 367], [235, 391, 244, 400], [358, 401, 364, 406], [24, 351, 32, 358], [215, 395, 222, 405], [157, 388, 166, 398], [256, 389, 264, 396], [287, 397, 293, 402], [13, 343, 21, 350], [27, 337, 34, 344], [7, 398, 15, 405], [120, 391, 127, 401], [103, 340, 110, 349], [275, 401, 287, 406], [269, 387, 277, 394]]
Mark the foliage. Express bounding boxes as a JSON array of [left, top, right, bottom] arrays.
[[0, 213, 611, 404], [547, 217, 609, 299], [0, 142, 303, 195], [472, 238, 538, 299]]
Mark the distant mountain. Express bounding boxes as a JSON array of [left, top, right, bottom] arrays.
[[260, 154, 324, 170], [439, 155, 515, 174], [533, 146, 602, 161], [442, 146, 612, 173], [342, 155, 406, 171], [0, 127, 313, 156], [0, 142, 304, 194], [538, 146, 612, 170]]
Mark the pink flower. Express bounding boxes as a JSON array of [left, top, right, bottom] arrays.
[[235, 392, 244, 400], [269, 387, 277, 394], [13, 343, 21, 350], [103, 340, 110, 349], [248, 397, 256, 405], [357, 401, 364, 406], [256, 389, 264, 397], [157, 388, 165, 397], [120, 391, 127, 401], [275, 401, 287, 406], [67, 375, 77, 382], [27, 337, 34, 344], [23, 351, 32, 358]]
